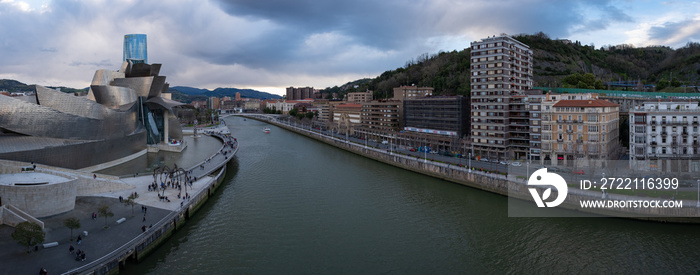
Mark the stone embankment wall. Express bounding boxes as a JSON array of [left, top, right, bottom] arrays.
[[251, 116, 700, 223]]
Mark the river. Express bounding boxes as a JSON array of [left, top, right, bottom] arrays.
[[130, 116, 700, 274]]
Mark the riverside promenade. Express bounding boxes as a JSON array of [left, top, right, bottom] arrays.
[[0, 124, 238, 275]]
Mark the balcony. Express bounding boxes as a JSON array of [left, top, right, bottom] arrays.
[[694, 121, 699, 125], [557, 139, 563, 142], [661, 132, 668, 136], [651, 141, 657, 146], [651, 121, 657, 125]]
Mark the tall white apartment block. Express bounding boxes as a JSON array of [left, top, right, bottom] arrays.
[[470, 35, 533, 160]]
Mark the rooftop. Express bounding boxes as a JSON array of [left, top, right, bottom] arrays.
[[553, 99, 619, 108], [0, 172, 72, 186]]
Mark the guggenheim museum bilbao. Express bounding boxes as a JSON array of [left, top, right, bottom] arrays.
[[0, 34, 184, 169]]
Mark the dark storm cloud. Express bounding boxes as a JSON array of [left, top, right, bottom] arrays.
[[213, 0, 424, 50], [209, 0, 632, 70], [0, 0, 670, 93]]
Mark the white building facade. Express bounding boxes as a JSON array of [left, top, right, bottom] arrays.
[[629, 101, 700, 173]]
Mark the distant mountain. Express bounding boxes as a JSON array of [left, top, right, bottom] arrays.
[[170, 86, 281, 103], [169, 86, 210, 95], [0, 79, 87, 94]]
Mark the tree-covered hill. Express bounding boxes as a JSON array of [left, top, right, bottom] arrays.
[[323, 32, 700, 99]]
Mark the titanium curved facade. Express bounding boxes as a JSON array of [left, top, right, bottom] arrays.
[[0, 49, 183, 169]]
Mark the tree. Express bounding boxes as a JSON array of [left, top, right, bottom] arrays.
[[656, 78, 669, 90], [288, 108, 298, 118], [123, 193, 140, 216], [11, 221, 45, 253], [671, 77, 681, 87], [63, 217, 81, 241], [98, 205, 114, 228]]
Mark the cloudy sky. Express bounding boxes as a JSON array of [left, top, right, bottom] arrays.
[[1, 0, 698, 95]]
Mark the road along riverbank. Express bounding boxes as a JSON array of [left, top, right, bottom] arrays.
[[245, 114, 700, 224]]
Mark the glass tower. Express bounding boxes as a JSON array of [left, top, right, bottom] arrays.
[[123, 34, 147, 64]]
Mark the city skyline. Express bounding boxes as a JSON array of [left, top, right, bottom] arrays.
[[1, 0, 698, 96]]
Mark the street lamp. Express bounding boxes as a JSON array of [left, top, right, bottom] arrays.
[[468, 152, 472, 173], [526, 152, 530, 177], [697, 179, 699, 207], [390, 134, 393, 156]]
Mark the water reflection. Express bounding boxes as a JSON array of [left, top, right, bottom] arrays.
[[97, 135, 222, 176]]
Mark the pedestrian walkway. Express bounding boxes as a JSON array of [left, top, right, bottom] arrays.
[[0, 128, 238, 275]]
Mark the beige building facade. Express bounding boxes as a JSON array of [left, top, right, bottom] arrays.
[[541, 98, 620, 167]]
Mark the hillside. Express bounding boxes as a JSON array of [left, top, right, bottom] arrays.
[[325, 32, 700, 99], [169, 86, 281, 103], [0, 79, 87, 94]]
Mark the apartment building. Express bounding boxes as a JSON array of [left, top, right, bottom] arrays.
[[527, 91, 546, 161], [395, 96, 470, 154], [286, 86, 316, 100], [392, 86, 433, 101], [629, 101, 700, 172], [347, 91, 373, 103], [470, 35, 533, 160], [541, 98, 620, 166], [356, 100, 402, 141]]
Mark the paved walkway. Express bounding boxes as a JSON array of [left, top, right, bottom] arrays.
[[0, 124, 237, 275]]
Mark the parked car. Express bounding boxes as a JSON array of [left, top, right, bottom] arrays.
[[499, 161, 508, 165], [511, 162, 522, 167], [480, 158, 489, 162], [491, 159, 499, 163], [409, 148, 417, 152], [573, 169, 585, 175]]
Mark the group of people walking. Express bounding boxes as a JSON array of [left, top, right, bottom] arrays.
[[68, 244, 86, 261]]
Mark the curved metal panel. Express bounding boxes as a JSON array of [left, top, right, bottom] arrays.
[[90, 85, 137, 108], [0, 95, 103, 139], [161, 83, 170, 95], [148, 76, 166, 98], [36, 85, 109, 119], [145, 96, 186, 112], [0, 93, 138, 140], [112, 76, 154, 97]]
